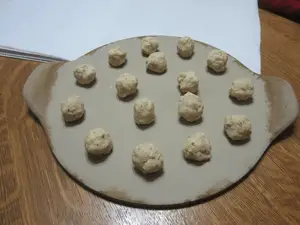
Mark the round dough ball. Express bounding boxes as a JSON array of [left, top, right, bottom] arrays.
[[229, 78, 254, 101], [178, 92, 204, 122], [224, 115, 252, 141], [132, 143, 163, 174], [141, 37, 159, 55], [73, 64, 96, 85], [108, 46, 127, 67], [184, 132, 212, 162], [116, 73, 138, 98], [146, 52, 167, 74], [61, 95, 84, 122], [84, 128, 113, 156], [177, 71, 199, 94], [207, 49, 228, 73], [177, 36, 195, 58], [134, 98, 155, 125]]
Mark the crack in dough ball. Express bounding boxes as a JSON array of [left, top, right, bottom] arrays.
[[134, 98, 155, 125], [177, 36, 195, 58], [178, 92, 204, 122], [184, 132, 212, 162], [61, 95, 84, 122], [229, 78, 254, 101], [108, 46, 127, 67], [73, 64, 96, 85], [207, 49, 228, 73], [146, 52, 167, 74], [177, 71, 199, 94], [132, 143, 163, 174], [84, 128, 113, 156], [116, 73, 138, 98], [224, 115, 252, 141], [141, 37, 159, 55]]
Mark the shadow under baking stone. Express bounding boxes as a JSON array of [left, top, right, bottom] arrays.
[[206, 66, 227, 75], [178, 117, 203, 126], [116, 90, 139, 102], [75, 79, 97, 88], [133, 167, 164, 182], [86, 152, 111, 164], [230, 96, 253, 105]]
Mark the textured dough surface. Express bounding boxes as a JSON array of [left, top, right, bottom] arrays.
[[141, 37, 159, 55], [178, 92, 204, 122], [60, 95, 84, 122], [207, 49, 228, 73], [184, 132, 212, 162], [146, 52, 167, 74], [132, 143, 164, 174], [177, 71, 199, 94], [73, 64, 96, 85], [224, 115, 252, 141], [116, 73, 138, 98], [85, 128, 113, 155], [229, 78, 254, 101], [134, 98, 155, 125], [177, 36, 195, 58], [108, 46, 127, 67]]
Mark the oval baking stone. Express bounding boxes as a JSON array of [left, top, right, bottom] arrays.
[[23, 36, 298, 208]]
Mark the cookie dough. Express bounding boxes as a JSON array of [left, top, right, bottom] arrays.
[[134, 98, 155, 125], [207, 49, 228, 73], [132, 143, 164, 174], [141, 37, 159, 55], [178, 92, 204, 122], [61, 95, 84, 122], [177, 71, 199, 94], [84, 128, 113, 156], [116, 73, 138, 98], [146, 52, 167, 74], [224, 115, 252, 141], [184, 132, 212, 162], [177, 36, 195, 58], [229, 78, 254, 101], [108, 46, 127, 67], [73, 64, 96, 85]]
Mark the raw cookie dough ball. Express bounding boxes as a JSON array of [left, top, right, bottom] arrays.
[[229, 78, 254, 101], [132, 143, 164, 174], [207, 49, 228, 73], [73, 64, 96, 85], [184, 132, 212, 162], [146, 52, 167, 74], [141, 37, 159, 55], [224, 115, 252, 141], [177, 36, 195, 58], [134, 98, 155, 125], [178, 92, 204, 122], [108, 46, 127, 67], [116, 73, 138, 98], [84, 128, 113, 156], [177, 71, 199, 94], [61, 95, 84, 122]]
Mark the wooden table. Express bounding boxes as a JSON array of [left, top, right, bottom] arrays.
[[1, 10, 300, 225]]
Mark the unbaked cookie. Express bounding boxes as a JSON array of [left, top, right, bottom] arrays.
[[178, 92, 204, 122], [116, 73, 138, 98], [229, 78, 254, 101], [177, 36, 195, 58], [84, 128, 113, 156], [134, 98, 155, 125], [73, 64, 96, 85], [146, 52, 167, 74], [177, 71, 199, 94], [141, 37, 159, 55], [184, 132, 212, 162], [224, 115, 252, 141], [132, 143, 163, 174], [207, 49, 228, 73], [61, 95, 85, 122], [108, 46, 127, 67]]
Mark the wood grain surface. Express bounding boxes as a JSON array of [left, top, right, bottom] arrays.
[[1, 9, 300, 225]]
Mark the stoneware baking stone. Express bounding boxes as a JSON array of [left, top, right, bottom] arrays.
[[23, 36, 298, 207]]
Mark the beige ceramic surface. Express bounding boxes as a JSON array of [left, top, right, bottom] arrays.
[[23, 36, 298, 207]]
